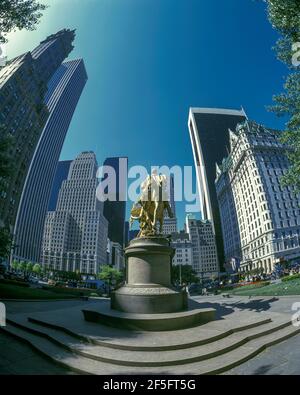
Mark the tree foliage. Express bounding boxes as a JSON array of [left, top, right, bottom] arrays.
[[171, 264, 199, 286], [0, 226, 12, 259], [32, 263, 41, 274], [265, 0, 300, 189], [0, 0, 47, 43], [97, 265, 124, 288], [26, 262, 34, 273], [17, 261, 26, 271]]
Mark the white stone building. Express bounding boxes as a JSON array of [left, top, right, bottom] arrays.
[[41, 152, 108, 274], [107, 239, 124, 271], [185, 215, 219, 279], [162, 175, 178, 235], [215, 120, 300, 274], [171, 231, 193, 266]]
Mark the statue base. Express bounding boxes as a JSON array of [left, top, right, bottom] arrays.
[[111, 237, 188, 314]]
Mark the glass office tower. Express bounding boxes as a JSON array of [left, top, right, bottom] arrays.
[[188, 107, 247, 267], [13, 59, 87, 263]]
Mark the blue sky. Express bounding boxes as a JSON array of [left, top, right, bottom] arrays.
[[7, 0, 288, 228]]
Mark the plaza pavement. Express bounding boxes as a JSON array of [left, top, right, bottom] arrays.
[[0, 296, 299, 375]]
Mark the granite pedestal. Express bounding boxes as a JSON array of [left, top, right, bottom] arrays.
[[111, 237, 188, 314], [83, 236, 216, 330]]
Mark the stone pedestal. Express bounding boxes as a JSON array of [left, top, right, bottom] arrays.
[[111, 237, 188, 314]]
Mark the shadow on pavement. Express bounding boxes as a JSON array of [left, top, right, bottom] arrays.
[[189, 299, 235, 320], [223, 297, 279, 313]]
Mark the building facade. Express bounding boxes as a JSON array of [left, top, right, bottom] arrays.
[[188, 107, 247, 267], [171, 231, 193, 266], [215, 160, 242, 268], [186, 215, 219, 279], [107, 240, 124, 271], [48, 160, 72, 212], [13, 59, 87, 263], [0, 29, 75, 233], [215, 120, 300, 273], [41, 152, 108, 274], [162, 175, 178, 235], [102, 157, 128, 247]]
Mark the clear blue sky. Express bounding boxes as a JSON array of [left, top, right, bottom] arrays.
[[7, 0, 288, 228]]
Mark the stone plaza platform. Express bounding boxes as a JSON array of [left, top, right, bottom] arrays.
[[2, 298, 300, 375]]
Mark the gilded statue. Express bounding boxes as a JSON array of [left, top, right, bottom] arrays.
[[129, 170, 174, 237]]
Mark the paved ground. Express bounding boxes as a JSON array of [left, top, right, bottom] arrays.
[[0, 330, 75, 375], [0, 296, 299, 375], [224, 333, 300, 375]]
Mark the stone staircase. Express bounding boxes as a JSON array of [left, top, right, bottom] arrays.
[[1, 308, 299, 375]]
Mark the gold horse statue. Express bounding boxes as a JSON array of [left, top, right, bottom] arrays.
[[130, 171, 174, 237]]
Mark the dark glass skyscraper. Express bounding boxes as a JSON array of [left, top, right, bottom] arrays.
[[13, 60, 87, 263], [48, 160, 72, 212], [102, 157, 128, 247], [0, 29, 76, 233], [188, 108, 247, 267]]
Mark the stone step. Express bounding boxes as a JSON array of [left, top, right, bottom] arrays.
[[26, 314, 273, 351], [1, 322, 300, 374], [6, 315, 294, 367]]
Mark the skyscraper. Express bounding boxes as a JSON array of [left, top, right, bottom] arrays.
[[216, 120, 300, 274], [0, 29, 76, 233], [102, 157, 128, 247], [188, 107, 247, 267], [162, 175, 177, 235], [186, 215, 219, 279], [41, 152, 108, 274], [13, 60, 87, 263], [48, 160, 72, 212]]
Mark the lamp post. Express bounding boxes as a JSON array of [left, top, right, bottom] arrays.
[[179, 264, 182, 286]]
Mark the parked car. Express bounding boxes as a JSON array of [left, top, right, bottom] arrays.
[[28, 276, 39, 284]]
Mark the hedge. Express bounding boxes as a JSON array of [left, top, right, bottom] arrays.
[[282, 274, 300, 282], [0, 279, 30, 288]]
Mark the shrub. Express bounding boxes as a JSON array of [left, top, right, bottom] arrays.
[[0, 279, 30, 287], [282, 274, 300, 282]]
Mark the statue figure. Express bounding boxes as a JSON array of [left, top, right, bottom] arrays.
[[130, 170, 173, 237]]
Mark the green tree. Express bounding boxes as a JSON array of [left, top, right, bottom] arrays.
[[97, 265, 124, 292], [265, 0, 300, 189], [26, 262, 34, 273], [17, 261, 26, 272], [11, 260, 19, 271], [0, 0, 47, 43], [32, 263, 41, 275], [0, 226, 13, 259], [171, 264, 199, 286]]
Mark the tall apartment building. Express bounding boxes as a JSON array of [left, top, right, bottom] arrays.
[[41, 152, 108, 274], [188, 107, 247, 267], [215, 120, 300, 273], [0, 29, 75, 233], [13, 59, 87, 263], [171, 231, 193, 266], [162, 175, 178, 235], [185, 215, 219, 279]]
